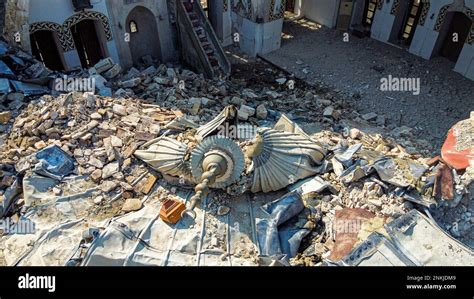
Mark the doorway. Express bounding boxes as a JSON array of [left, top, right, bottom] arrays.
[[337, 0, 354, 30], [30, 30, 65, 71], [70, 19, 107, 68], [126, 6, 161, 66], [286, 0, 296, 12], [438, 12, 471, 62]]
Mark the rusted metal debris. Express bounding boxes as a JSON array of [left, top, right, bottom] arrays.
[[432, 162, 454, 200]]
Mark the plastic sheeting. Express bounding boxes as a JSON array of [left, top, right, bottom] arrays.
[[1, 176, 100, 266], [333, 210, 474, 266], [81, 189, 261, 266], [34, 145, 76, 180], [256, 191, 310, 262]]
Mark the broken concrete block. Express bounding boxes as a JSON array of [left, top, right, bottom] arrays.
[[7, 93, 24, 102], [238, 110, 249, 121], [154, 77, 170, 85], [349, 128, 361, 139], [140, 65, 157, 76], [90, 112, 102, 120], [376, 115, 386, 126], [88, 156, 104, 169], [113, 104, 127, 116], [0, 111, 12, 124], [88, 67, 98, 76], [125, 67, 140, 79], [94, 57, 115, 73], [166, 68, 177, 78], [189, 102, 199, 115], [91, 169, 102, 182], [25, 62, 51, 78], [304, 91, 314, 100], [231, 96, 245, 106], [362, 112, 378, 121], [100, 180, 118, 193], [98, 87, 112, 97], [103, 64, 122, 79], [102, 162, 119, 179], [322, 100, 333, 108], [114, 88, 127, 97], [110, 135, 123, 148], [256, 104, 268, 119], [122, 198, 143, 212], [323, 106, 334, 118], [121, 78, 141, 88], [34, 140, 47, 149], [94, 196, 104, 205], [91, 74, 107, 89], [140, 174, 158, 194], [201, 97, 211, 106], [239, 105, 255, 117]]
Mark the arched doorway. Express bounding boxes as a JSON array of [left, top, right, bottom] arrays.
[[435, 11, 472, 63], [30, 30, 65, 71], [126, 6, 161, 66], [70, 19, 108, 68]]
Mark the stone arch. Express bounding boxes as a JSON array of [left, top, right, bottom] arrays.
[[29, 22, 67, 70], [434, 3, 473, 44], [29, 21, 68, 51], [125, 5, 161, 66], [63, 11, 113, 51]]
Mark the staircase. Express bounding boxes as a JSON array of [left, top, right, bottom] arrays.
[[177, 0, 231, 79]]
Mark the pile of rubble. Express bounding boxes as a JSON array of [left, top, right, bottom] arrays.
[[0, 54, 472, 266]]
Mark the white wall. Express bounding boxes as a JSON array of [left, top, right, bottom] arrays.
[[28, 0, 120, 69], [301, 0, 340, 28], [231, 12, 283, 56], [408, 0, 474, 80], [370, 1, 395, 43]]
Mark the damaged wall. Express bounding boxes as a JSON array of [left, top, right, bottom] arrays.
[[3, 0, 30, 51], [28, 0, 120, 70], [105, 0, 178, 69]]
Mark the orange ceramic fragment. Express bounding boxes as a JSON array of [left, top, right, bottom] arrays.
[[160, 199, 186, 224], [441, 126, 473, 170]]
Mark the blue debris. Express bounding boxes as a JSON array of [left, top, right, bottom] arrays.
[[35, 145, 76, 180], [10, 80, 49, 96], [0, 60, 15, 77], [0, 78, 12, 94]]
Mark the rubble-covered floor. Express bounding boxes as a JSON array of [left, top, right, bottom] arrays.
[[0, 39, 473, 266], [261, 17, 474, 150]]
